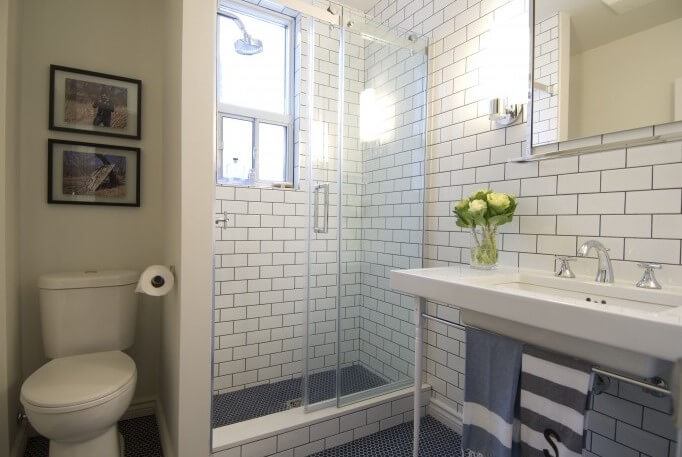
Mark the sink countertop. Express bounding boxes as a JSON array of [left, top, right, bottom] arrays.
[[390, 265, 682, 361]]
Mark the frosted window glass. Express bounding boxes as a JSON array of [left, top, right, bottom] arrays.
[[258, 123, 286, 182], [218, 12, 288, 115], [222, 117, 253, 181]]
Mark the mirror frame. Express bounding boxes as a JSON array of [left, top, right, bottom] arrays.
[[524, 0, 682, 161]]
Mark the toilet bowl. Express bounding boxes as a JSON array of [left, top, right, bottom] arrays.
[[21, 351, 137, 457]]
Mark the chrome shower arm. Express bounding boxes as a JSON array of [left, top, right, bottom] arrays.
[[220, 11, 249, 37]]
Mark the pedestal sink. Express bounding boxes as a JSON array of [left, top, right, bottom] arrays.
[[390, 266, 682, 379]]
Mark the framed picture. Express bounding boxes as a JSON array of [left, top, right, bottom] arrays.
[[49, 65, 142, 139], [48, 139, 140, 207]]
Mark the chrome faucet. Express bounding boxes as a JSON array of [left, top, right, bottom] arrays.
[[577, 240, 614, 283]]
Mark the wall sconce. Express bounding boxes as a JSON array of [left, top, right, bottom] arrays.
[[480, 0, 529, 127], [489, 98, 523, 126]]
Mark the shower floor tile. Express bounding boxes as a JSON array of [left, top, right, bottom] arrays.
[[212, 364, 388, 427], [23, 415, 163, 457], [310, 415, 461, 457]]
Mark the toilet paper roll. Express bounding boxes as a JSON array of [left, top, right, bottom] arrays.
[[136, 265, 175, 296]]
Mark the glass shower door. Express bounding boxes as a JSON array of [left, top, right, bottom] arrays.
[[303, 7, 429, 410], [302, 14, 343, 409], [338, 10, 428, 407]]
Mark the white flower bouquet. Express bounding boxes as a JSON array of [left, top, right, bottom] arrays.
[[453, 189, 517, 268]]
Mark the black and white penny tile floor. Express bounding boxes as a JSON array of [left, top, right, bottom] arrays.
[[212, 364, 389, 427], [311, 416, 462, 457], [23, 412, 459, 457], [24, 415, 163, 457]]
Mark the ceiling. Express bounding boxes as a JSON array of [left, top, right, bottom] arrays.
[[536, 0, 682, 53], [336, 0, 380, 12]]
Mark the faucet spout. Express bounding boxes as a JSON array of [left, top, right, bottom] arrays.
[[577, 240, 614, 283]]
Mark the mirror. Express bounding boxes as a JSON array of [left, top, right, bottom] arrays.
[[531, 0, 682, 148]]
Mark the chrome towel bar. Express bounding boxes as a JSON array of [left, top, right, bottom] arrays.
[[420, 312, 672, 397]]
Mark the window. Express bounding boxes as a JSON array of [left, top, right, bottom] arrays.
[[217, 2, 294, 185]]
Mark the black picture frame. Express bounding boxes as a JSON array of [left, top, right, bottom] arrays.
[[49, 65, 142, 140], [48, 139, 141, 207]]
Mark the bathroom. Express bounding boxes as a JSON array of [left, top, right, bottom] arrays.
[[0, 0, 680, 456]]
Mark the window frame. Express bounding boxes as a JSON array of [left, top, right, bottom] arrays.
[[216, 0, 296, 186]]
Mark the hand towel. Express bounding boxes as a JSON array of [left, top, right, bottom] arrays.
[[463, 327, 523, 457], [519, 347, 592, 457]]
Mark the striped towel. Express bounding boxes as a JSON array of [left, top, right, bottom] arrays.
[[519, 347, 592, 457], [463, 328, 523, 457]]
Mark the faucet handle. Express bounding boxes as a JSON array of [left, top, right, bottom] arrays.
[[636, 263, 662, 289], [555, 256, 577, 278]]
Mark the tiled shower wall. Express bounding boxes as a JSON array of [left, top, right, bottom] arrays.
[[367, 0, 681, 455]]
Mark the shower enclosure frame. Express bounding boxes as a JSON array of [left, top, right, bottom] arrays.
[[302, 4, 430, 413], [210, 0, 430, 446]]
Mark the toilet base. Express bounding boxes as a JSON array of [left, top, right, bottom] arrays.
[[49, 425, 122, 457]]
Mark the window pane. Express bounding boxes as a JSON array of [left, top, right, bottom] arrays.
[[218, 11, 288, 114], [258, 123, 286, 182], [222, 117, 253, 181]]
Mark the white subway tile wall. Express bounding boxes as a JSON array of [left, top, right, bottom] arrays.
[[366, 0, 681, 455], [532, 13, 560, 145]]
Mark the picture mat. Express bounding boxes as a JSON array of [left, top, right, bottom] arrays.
[[50, 142, 139, 205], [52, 69, 139, 137]]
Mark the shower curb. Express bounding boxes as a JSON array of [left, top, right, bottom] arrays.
[[212, 385, 432, 456]]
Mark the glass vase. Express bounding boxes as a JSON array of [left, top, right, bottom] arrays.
[[470, 225, 499, 270]]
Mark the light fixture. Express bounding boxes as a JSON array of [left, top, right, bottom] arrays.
[[480, 0, 529, 126], [489, 98, 523, 126]]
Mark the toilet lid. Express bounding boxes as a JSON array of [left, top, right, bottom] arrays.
[[21, 351, 136, 409]]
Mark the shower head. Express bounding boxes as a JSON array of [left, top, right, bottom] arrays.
[[235, 35, 263, 55], [223, 12, 263, 55]]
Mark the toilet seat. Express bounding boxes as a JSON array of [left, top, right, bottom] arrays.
[[21, 351, 136, 414]]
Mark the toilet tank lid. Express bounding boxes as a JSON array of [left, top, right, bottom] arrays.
[[39, 270, 140, 290]]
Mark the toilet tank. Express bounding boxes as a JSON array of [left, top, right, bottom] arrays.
[[38, 270, 139, 359]]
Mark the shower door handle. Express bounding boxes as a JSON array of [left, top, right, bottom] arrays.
[[313, 183, 329, 234]]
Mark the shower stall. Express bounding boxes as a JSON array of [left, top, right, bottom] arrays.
[[211, 0, 428, 450]]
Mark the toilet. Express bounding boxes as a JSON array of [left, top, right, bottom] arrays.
[[20, 270, 139, 457]]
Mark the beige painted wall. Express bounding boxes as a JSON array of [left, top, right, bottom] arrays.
[[159, 0, 214, 455], [0, 0, 22, 453], [160, 0, 182, 453], [569, 17, 682, 139], [175, 0, 215, 454], [17, 0, 166, 404]]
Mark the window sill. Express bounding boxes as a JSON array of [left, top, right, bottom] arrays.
[[216, 180, 296, 190]]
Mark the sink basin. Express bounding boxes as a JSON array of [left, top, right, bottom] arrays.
[[390, 266, 682, 379], [496, 282, 672, 313], [494, 275, 680, 314]]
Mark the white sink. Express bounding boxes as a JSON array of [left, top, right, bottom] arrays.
[[390, 266, 682, 379], [494, 274, 681, 314]]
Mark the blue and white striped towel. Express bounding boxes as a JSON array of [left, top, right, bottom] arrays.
[[463, 328, 523, 457], [519, 347, 592, 457]]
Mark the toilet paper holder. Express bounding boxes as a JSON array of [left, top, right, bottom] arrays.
[[137, 265, 176, 296]]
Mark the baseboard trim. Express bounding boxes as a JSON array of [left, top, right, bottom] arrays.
[[121, 396, 158, 421], [427, 396, 462, 434], [155, 398, 175, 457], [10, 420, 28, 457]]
